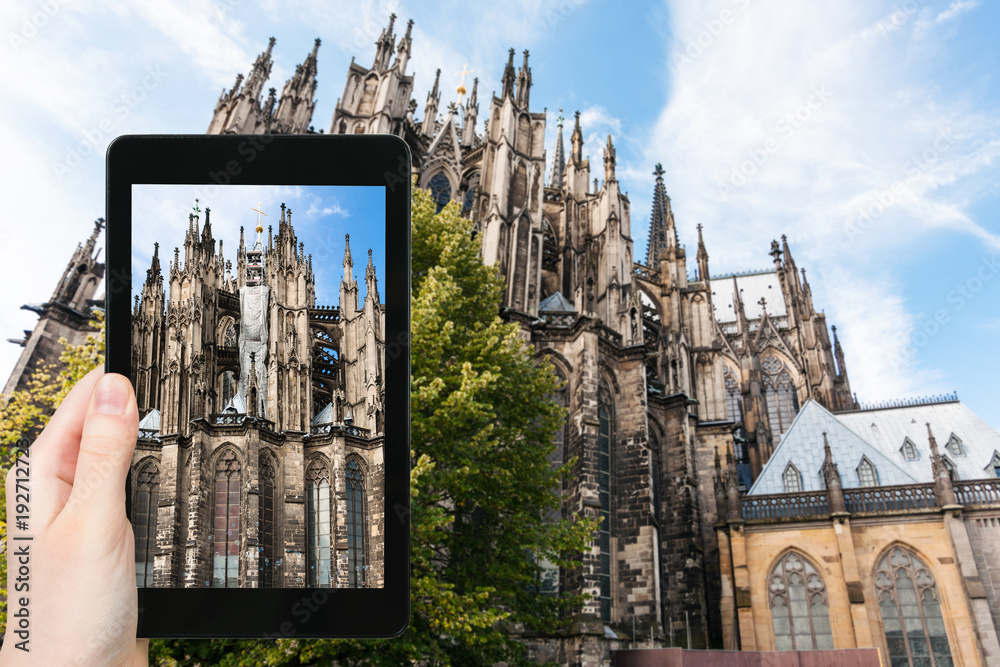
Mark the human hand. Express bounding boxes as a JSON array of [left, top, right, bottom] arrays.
[[1, 368, 148, 666]]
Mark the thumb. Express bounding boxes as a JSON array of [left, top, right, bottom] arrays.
[[68, 373, 138, 520]]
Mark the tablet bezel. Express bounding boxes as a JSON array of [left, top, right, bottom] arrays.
[[105, 134, 410, 638]]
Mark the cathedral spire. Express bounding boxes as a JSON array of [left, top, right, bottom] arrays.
[[549, 109, 566, 189], [366, 248, 379, 303], [516, 49, 531, 108], [394, 19, 413, 72], [373, 13, 397, 71], [603, 134, 616, 184], [696, 223, 710, 281], [462, 77, 479, 147], [343, 233, 354, 277], [569, 110, 583, 165], [502, 48, 516, 99], [832, 325, 849, 381], [145, 242, 161, 286], [422, 68, 441, 136], [645, 163, 677, 266]]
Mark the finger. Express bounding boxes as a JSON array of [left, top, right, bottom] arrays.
[[65, 373, 138, 522], [134, 639, 149, 667], [26, 367, 105, 528]]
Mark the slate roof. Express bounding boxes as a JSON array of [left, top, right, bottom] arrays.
[[312, 401, 333, 425], [539, 291, 576, 313], [138, 408, 160, 432], [748, 400, 918, 495], [223, 393, 247, 414], [836, 401, 1000, 483], [709, 271, 787, 323]]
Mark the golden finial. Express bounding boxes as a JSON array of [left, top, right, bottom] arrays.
[[455, 63, 473, 105], [251, 202, 267, 234]]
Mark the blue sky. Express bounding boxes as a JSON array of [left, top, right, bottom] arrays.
[[131, 185, 385, 306], [0, 0, 997, 428]]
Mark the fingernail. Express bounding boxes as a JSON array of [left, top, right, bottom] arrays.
[[94, 374, 129, 415]]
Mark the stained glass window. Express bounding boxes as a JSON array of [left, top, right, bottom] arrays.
[[134, 462, 160, 587], [783, 463, 802, 493], [768, 552, 834, 651], [213, 450, 241, 588], [428, 172, 452, 213], [259, 453, 276, 588], [875, 547, 954, 667], [761, 355, 799, 446], [598, 397, 612, 621], [346, 458, 367, 588], [858, 457, 879, 487], [307, 461, 332, 587]]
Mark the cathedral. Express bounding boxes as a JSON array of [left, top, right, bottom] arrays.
[[6, 12, 1000, 666], [128, 200, 386, 590]]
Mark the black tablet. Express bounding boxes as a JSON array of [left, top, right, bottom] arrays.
[[105, 134, 410, 638]]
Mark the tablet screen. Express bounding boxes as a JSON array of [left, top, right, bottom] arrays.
[[129, 183, 386, 590]]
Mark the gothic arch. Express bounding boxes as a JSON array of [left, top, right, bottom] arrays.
[[217, 316, 237, 348], [765, 549, 835, 651], [598, 360, 621, 395], [535, 349, 572, 389]]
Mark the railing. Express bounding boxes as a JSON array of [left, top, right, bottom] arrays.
[[209, 413, 275, 431], [596, 324, 622, 346], [954, 480, 1000, 508], [217, 346, 238, 365], [309, 306, 340, 322], [138, 428, 159, 441], [309, 422, 371, 438], [843, 483, 936, 514], [540, 312, 576, 328], [741, 491, 830, 521], [839, 392, 959, 412]]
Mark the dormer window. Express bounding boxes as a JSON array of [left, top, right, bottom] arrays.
[[783, 462, 802, 493], [900, 437, 918, 461], [990, 452, 1000, 478], [945, 434, 965, 457], [857, 457, 879, 487]]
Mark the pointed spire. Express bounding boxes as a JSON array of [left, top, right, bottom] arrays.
[[343, 233, 353, 276], [373, 13, 397, 70], [516, 49, 532, 108], [781, 234, 795, 269], [833, 325, 849, 385], [239, 225, 245, 253], [696, 223, 709, 281], [366, 247, 379, 303], [570, 110, 583, 164], [502, 48, 516, 99], [549, 108, 566, 189], [927, 423, 956, 505], [822, 432, 845, 512], [422, 68, 442, 136], [645, 163, 677, 266], [603, 134, 616, 184], [146, 242, 161, 286]]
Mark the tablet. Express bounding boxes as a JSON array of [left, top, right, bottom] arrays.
[[105, 134, 410, 638]]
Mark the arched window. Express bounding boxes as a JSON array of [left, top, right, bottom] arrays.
[[901, 438, 918, 461], [259, 453, 276, 588], [857, 457, 879, 487], [723, 365, 742, 423], [428, 172, 452, 213], [875, 547, 954, 666], [761, 355, 799, 445], [462, 172, 480, 216], [220, 370, 235, 411], [768, 552, 834, 651], [307, 460, 332, 587], [990, 452, 1000, 478], [346, 458, 367, 588], [134, 461, 160, 587], [542, 220, 559, 271], [783, 462, 802, 493], [223, 322, 237, 348], [213, 450, 241, 588], [945, 434, 964, 457], [598, 393, 613, 621]]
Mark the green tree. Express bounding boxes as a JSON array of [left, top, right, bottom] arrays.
[[0, 312, 105, 631]]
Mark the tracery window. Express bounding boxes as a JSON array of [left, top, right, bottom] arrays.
[[346, 458, 367, 588], [945, 434, 964, 458], [857, 457, 879, 487], [901, 438, 918, 461], [134, 462, 160, 587], [768, 552, 834, 651], [428, 172, 452, 213], [213, 450, 241, 588], [723, 365, 742, 423], [259, 453, 276, 588], [761, 355, 799, 445], [875, 547, 954, 667], [598, 394, 613, 621], [307, 460, 332, 587], [783, 462, 802, 493], [223, 322, 237, 348]]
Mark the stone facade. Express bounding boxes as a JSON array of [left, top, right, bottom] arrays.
[[129, 204, 385, 589]]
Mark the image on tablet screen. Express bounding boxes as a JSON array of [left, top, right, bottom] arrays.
[[130, 184, 385, 589]]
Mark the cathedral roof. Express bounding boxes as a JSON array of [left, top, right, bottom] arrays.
[[224, 393, 247, 414], [539, 291, 576, 313], [138, 408, 160, 432], [710, 271, 787, 323], [313, 401, 334, 424], [749, 400, 918, 494], [836, 400, 1000, 483]]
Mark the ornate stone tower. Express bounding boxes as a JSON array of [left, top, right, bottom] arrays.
[[4, 219, 105, 395]]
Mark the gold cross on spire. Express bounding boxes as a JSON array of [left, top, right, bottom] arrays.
[[251, 202, 267, 234], [455, 63, 473, 105]]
